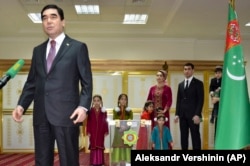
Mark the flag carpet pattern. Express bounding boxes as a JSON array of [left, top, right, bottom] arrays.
[[0, 152, 110, 166]]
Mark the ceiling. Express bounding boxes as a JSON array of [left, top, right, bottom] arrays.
[[0, 0, 250, 41]]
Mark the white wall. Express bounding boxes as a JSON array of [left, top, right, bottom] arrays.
[[1, 36, 250, 93]]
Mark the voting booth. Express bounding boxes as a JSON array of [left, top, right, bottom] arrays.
[[108, 119, 152, 165]]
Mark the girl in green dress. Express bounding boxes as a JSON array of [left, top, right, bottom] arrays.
[[111, 93, 133, 166]]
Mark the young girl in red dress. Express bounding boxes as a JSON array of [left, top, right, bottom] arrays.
[[87, 94, 109, 166], [136, 100, 154, 149]]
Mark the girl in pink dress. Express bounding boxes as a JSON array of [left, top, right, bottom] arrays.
[[87, 94, 109, 166]]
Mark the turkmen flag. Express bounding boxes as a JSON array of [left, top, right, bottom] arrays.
[[214, 0, 250, 149]]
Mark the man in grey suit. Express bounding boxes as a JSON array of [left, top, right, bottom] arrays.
[[174, 63, 204, 150], [12, 4, 92, 166]]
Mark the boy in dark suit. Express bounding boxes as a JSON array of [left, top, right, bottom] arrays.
[[209, 66, 222, 141], [209, 66, 222, 124]]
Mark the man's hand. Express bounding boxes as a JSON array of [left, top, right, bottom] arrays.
[[192, 115, 201, 124], [70, 107, 87, 124], [12, 106, 24, 122], [174, 116, 179, 123]]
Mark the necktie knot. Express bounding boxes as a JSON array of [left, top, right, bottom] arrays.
[[50, 40, 56, 48]]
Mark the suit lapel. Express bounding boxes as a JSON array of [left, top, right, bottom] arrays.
[[189, 77, 196, 89], [41, 41, 48, 74], [181, 81, 185, 91]]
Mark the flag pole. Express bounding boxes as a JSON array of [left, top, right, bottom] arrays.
[[230, 0, 235, 10]]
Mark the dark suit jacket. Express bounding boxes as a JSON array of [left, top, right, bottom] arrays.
[[175, 77, 204, 119], [209, 77, 222, 110], [209, 77, 221, 92], [18, 35, 93, 127]]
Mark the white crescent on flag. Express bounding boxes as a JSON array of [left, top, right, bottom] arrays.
[[226, 67, 245, 81]]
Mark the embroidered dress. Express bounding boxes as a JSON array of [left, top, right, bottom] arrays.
[[111, 107, 133, 163], [87, 108, 108, 165], [151, 125, 172, 150], [147, 85, 172, 128]]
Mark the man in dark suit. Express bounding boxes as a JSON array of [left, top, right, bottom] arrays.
[[12, 4, 92, 166], [209, 66, 222, 140], [174, 63, 204, 150]]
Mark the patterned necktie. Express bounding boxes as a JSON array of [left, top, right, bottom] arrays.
[[47, 40, 56, 73]]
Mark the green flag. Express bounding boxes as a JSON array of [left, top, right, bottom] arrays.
[[215, 0, 250, 149]]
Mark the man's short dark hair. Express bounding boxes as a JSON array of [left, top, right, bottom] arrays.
[[184, 62, 194, 69], [41, 4, 64, 20]]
